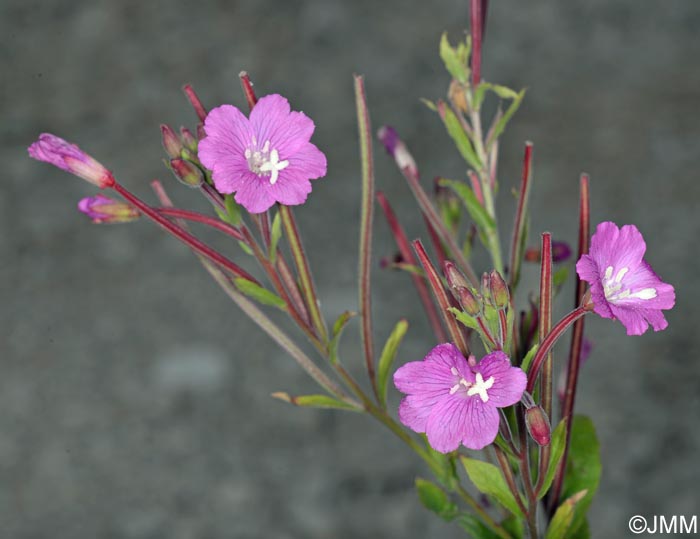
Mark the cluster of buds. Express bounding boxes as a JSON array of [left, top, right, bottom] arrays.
[[161, 124, 205, 188]]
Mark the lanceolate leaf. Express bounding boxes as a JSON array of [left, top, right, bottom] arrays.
[[487, 89, 526, 149], [461, 457, 524, 518], [271, 392, 361, 411], [377, 319, 409, 407], [440, 32, 470, 84], [234, 278, 286, 309], [561, 416, 601, 535], [438, 101, 482, 170], [538, 418, 568, 499], [545, 490, 588, 539], [440, 178, 496, 234], [328, 310, 357, 365], [415, 478, 459, 521]]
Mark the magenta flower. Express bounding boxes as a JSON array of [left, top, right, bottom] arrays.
[[576, 221, 675, 336], [198, 94, 327, 214], [28, 133, 114, 188], [394, 344, 526, 452], [78, 194, 139, 224]]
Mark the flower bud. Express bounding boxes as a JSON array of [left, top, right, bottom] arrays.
[[180, 127, 198, 152], [488, 270, 510, 310], [457, 286, 482, 316], [78, 194, 139, 224], [444, 261, 470, 291], [161, 124, 183, 158], [169, 158, 204, 188], [377, 125, 418, 178], [28, 133, 114, 188], [525, 405, 551, 446]]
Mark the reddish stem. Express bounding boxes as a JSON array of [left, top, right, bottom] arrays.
[[509, 142, 533, 288], [548, 174, 590, 513], [413, 240, 470, 356], [112, 182, 258, 284], [536, 232, 553, 493], [239, 71, 258, 111], [377, 192, 447, 342], [155, 207, 244, 241], [470, 0, 484, 87], [182, 84, 208, 123]]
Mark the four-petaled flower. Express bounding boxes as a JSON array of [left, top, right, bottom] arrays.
[[198, 94, 327, 214], [28, 133, 114, 188], [576, 221, 675, 336], [394, 344, 526, 452]]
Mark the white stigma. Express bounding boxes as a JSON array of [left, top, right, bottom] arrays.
[[602, 265, 656, 303], [467, 372, 495, 403], [245, 139, 289, 185], [449, 367, 472, 395]]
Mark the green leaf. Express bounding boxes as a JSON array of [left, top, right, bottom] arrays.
[[440, 32, 470, 83], [538, 418, 568, 499], [552, 266, 569, 289], [448, 307, 480, 331], [438, 102, 482, 170], [415, 478, 458, 521], [489, 83, 520, 100], [520, 344, 539, 372], [233, 278, 286, 309], [502, 515, 525, 539], [561, 416, 601, 535], [487, 89, 526, 148], [377, 319, 409, 407], [268, 211, 283, 262], [439, 179, 496, 235], [328, 311, 357, 365], [545, 490, 588, 539], [271, 392, 360, 411], [461, 457, 524, 518], [214, 193, 242, 226], [421, 98, 437, 111], [568, 518, 590, 539], [237, 241, 254, 256], [457, 514, 502, 539]]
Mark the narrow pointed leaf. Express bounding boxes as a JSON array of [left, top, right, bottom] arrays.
[[440, 178, 496, 233], [461, 457, 524, 518], [440, 32, 470, 83], [448, 306, 480, 331], [538, 418, 568, 499], [486, 89, 526, 148], [545, 490, 588, 539], [415, 478, 458, 521], [214, 193, 242, 226], [377, 319, 409, 407], [328, 310, 357, 365], [234, 278, 286, 309], [438, 101, 482, 170], [271, 392, 361, 411]]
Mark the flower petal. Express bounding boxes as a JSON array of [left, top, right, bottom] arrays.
[[394, 359, 454, 396], [283, 142, 327, 181], [576, 254, 614, 319], [249, 95, 316, 157], [425, 395, 471, 453], [398, 393, 447, 433], [233, 176, 276, 214], [476, 352, 526, 407], [589, 222, 646, 273], [461, 399, 500, 450], [199, 104, 252, 164]]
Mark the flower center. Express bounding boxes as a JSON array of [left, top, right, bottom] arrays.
[[244, 138, 289, 185], [602, 265, 657, 303], [449, 368, 495, 403]]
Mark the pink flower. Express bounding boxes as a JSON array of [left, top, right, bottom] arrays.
[[198, 94, 327, 213], [394, 344, 526, 452], [576, 222, 675, 336], [78, 194, 139, 224], [28, 133, 114, 188]]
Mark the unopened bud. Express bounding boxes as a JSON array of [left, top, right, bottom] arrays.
[[78, 194, 139, 224], [180, 127, 198, 153], [444, 261, 470, 291], [377, 125, 418, 178], [488, 270, 510, 310], [525, 405, 551, 446], [170, 158, 204, 188], [28, 133, 114, 188], [457, 286, 482, 316], [448, 80, 469, 113], [160, 124, 183, 158], [481, 272, 492, 303]]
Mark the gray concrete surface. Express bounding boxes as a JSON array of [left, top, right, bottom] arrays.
[[2, 0, 699, 537]]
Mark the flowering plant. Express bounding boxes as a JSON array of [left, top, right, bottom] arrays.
[[28, 3, 675, 538]]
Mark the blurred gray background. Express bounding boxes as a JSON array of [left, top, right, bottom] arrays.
[[2, 0, 699, 537]]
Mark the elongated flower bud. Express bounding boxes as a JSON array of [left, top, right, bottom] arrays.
[[457, 286, 482, 316], [180, 127, 198, 153], [488, 270, 509, 309], [170, 158, 204, 188], [444, 261, 469, 291], [161, 124, 183, 158], [377, 125, 418, 178], [525, 405, 551, 446], [78, 194, 139, 224], [28, 133, 114, 188]]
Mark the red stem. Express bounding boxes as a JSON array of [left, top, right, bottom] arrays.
[[239, 71, 258, 111], [526, 306, 589, 394], [509, 142, 533, 288], [155, 208, 244, 241], [548, 174, 590, 513], [182, 84, 208, 123], [413, 240, 470, 356], [470, 0, 483, 87], [377, 192, 447, 342], [536, 232, 553, 493], [112, 183, 258, 284]]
